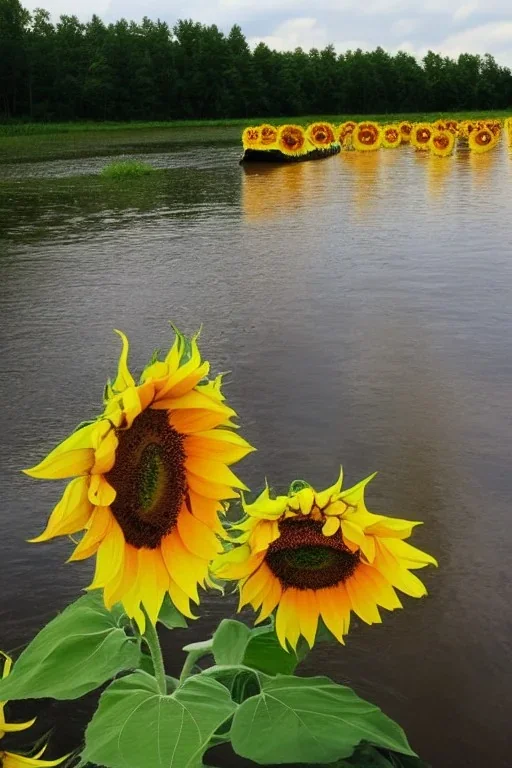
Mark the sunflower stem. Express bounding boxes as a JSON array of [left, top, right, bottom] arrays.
[[142, 612, 167, 695], [179, 650, 202, 685]]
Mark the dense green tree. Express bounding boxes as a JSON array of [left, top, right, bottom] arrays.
[[0, 0, 511, 121]]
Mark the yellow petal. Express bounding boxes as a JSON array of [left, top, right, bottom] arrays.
[[255, 578, 282, 623], [275, 589, 300, 651], [295, 590, 319, 647], [91, 427, 118, 475], [382, 538, 438, 569], [345, 573, 382, 624], [322, 517, 340, 537], [249, 519, 280, 554], [88, 474, 116, 506], [239, 564, 273, 609], [23, 422, 98, 479], [112, 329, 135, 392], [185, 430, 255, 465], [185, 457, 249, 491], [187, 473, 240, 500], [29, 477, 92, 543], [177, 506, 222, 559], [358, 564, 402, 611], [68, 506, 113, 561], [168, 578, 197, 619], [3, 749, 69, 767], [153, 389, 235, 418], [316, 586, 348, 644], [374, 540, 428, 598], [339, 472, 377, 508], [137, 547, 170, 625], [118, 386, 142, 429], [187, 491, 224, 535], [315, 467, 344, 508], [105, 543, 138, 609], [87, 519, 125, 591], [297, 487, 314, 515], [168, 408, 230, 434], [244, 487, 288, 520], [160, 531, 203, 602], [364, 516, 422, 540]]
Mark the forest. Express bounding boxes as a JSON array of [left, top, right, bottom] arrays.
[[1, 0, 512, 122]]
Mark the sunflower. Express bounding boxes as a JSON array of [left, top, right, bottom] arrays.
[[429, 129, 455, 157], [337, 121, 356, 147], [214, 471, 437, 650], [411, 123, 433, 150], [468, 127, 497, 153], [259, 124, 278, 148], [25, 328, 253, 632], [277, 124, 307, 156], [381, 125, 401, 149], [306, 122, 336, 148], [399, 121, 413, 143], [445, 120, 458, 134], [352, 122, 382, 152], [242, 126, 261, 150], [433, 120, 445, 131], [1, 653, 67, 767]]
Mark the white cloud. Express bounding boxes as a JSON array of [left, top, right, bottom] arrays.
[[391, 18, 418, 36], [437, 21, 512, 66], [452, 2, 479, 22]]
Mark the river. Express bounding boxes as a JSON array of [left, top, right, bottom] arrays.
[[1, 135, 511, 767]]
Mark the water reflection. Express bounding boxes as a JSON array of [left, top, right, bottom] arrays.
[[241, 162, 308, 222], [338, 150, 382, 215], [426, 154, 455, 200]]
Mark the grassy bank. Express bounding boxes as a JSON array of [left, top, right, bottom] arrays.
[[1, 111, 511, 137]]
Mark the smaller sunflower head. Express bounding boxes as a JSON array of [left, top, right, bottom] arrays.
[[259, 124, 278, 147], [411, 123, 433, 150], [242, 126, 261, 149], [468, 127, 497, 153], [399, 121, 413, 142], [382, 125, 401, 149], [429, 129, 455, 157], [214, 470, 437, 651], [445, 120, 459, 134], [433, 121, 445, 131], [0, 652, 68, 767], [352, 122, 382, 152], [306, 122, 336, 148], [277, 124, 307, 156], [337, 121, 356, 146]]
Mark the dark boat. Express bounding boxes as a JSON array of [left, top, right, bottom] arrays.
[[240, 144, 341, 164]]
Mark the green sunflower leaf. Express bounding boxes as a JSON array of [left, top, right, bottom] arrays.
[[230, 675, 416, 765], [0, 593, 139, 700], [242, 628, 301, 675], [212, 619, 251, 665], [81, 670, 237, 768], [158, 594, 188, 629]]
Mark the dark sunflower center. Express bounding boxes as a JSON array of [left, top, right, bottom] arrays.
[[266, 519, 359, 590], [105, 409, 186, 549]]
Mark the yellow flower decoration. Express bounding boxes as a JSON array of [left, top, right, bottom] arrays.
[[411, 123, 433, 150], [259, 124, 278, 148], [214, 471, 437, 651], [468, 127, 497, 153], [337, 121, 356, 147], [242, 126, 261, 149], [306, 122, 336, 148], [429, 129, 455, 157], [398, 121, 412, 143], [25, 329, 253, 632], [381, 125, 401, 149], [0, 652, 68, 767], [276, 125, 307, 156], [352, 122, 382, 152]]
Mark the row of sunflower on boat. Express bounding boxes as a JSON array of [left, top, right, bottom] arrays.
[[243, 117, 511, 157], [0, 327, 437, 766]]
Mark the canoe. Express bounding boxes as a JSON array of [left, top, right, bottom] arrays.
[[240, 144, 341, 164]]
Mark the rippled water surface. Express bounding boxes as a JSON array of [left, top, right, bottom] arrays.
[[1, 138, 512, 767]]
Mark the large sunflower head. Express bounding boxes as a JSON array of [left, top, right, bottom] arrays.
[[214, 470, 437, 651], [381, 125, 401, 149], [25, 328, 254, 632], [306, 122, 336, 148], [468, 127, 497, 153], [242, 126, 261, 149], [411, 123, 433, 150], [0, 652, 68, 767], [277, 124, 307, 156], [429, 129, 455, 157], [352, 122, 382, 152], [259, 124, 278, 147]]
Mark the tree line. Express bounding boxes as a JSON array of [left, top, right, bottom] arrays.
[[1, 0, 511, 122]]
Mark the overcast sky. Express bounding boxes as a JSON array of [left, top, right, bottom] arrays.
[[23, 0, 512, 69]]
